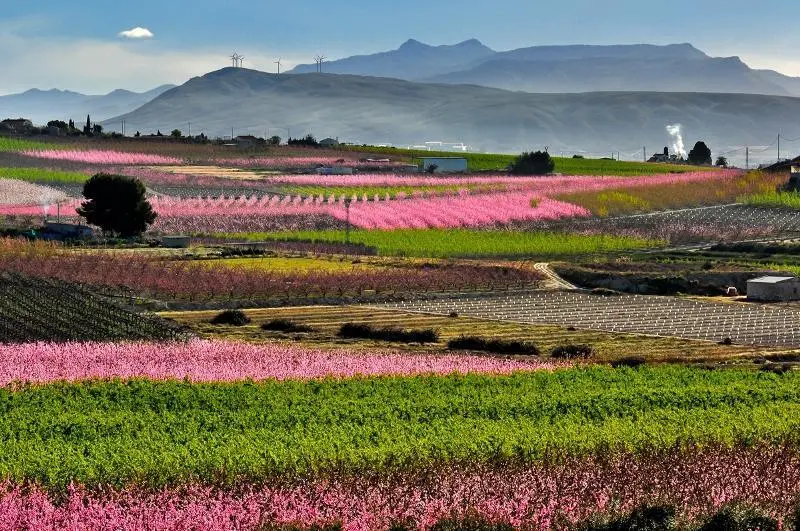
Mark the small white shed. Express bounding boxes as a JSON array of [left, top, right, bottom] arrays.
[[419, 157, 468, 174], [747, 276, 800, 302]]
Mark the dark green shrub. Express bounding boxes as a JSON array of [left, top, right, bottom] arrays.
[[448, 336, 539, 356], [612, 356, 646, 368], [509, 150, 554, 175], [261, 319, 314, 333], [551, 344, 594, 359], [210, 309, 251, 326], [698, 504, 778, 531], [337, 323, 439, 343], [576, 505, 676, 531]]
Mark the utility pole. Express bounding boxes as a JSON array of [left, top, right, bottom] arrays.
[[643, 146, 646, 162], [746, 147, 749, 170], [778, 133, 781, 162], [231, 127, 235, 141], [188, 122, 191, 137]]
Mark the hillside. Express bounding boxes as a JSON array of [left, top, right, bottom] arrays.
[[290, 40, 800, 97], [104, 68, 800, 159], [0, 85, 176, 125]]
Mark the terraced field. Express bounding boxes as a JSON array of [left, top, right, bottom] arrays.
[[162, 304, 790, 363], [377, 291, 800, 348]]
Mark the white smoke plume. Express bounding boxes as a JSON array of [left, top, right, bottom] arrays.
[[665, 124, 687, 158]]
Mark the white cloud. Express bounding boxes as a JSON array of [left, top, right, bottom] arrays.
[[118, 27, 154, 39], [0, 29, 304, 95]]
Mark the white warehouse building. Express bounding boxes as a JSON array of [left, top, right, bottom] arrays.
[[746, 276, 800, 302], [418, 157, 468, 174]]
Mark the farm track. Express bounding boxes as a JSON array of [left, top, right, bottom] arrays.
[[534, 263, 578, 290], [163, 304, 788, 363], [375, 291, 800, 348]]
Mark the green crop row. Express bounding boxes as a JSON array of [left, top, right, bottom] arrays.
[[218, 229, 661, 258], [0, 167, 89, 184], [741, 190, 800, 210], [280, 184, 499, 198], [2, 366, 800, 490], [0, 138, 54, 152]]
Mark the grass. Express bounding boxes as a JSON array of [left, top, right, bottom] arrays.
[[0, 166, 89, 184], [741, 190, 800, 210], [0, 138, 54, 152], [5, 367, 800, 490], [162, 305, 790, 364], [340, 146, 700, 175], [218, 230, 662, 258], [197, 256, 382, 273], [558, 171, 786, 216], [281, 184, 501, 198]]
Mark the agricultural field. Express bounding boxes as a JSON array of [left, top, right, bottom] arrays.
[[3, 137, 800, 528], [163, 305, 789, 364]]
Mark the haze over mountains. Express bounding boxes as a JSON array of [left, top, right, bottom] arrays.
[[0, 85, 176, 125], [291, 40, 800, 96], [103, 67, 800, 162]]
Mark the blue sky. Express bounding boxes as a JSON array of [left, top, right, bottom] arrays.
[[2, 0, 799, 94]]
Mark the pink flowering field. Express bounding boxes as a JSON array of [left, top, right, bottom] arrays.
[[0, 340, 558, 384], [0, 446, 798, 530], [23, 149, 183, 165]]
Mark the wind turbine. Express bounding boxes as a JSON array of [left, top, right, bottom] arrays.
[[239, 55, 245, 68], [274, 58, 282, 75], [314, 55, 326, 73]]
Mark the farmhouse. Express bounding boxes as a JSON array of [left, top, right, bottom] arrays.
[[0, 118, 34, 135], [746, 276, 800, 302], [41, 222, 95, 241], [418, 157, 468, 174], [319, 138, 340, 148]]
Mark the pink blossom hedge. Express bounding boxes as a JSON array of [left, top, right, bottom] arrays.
[[23, 150, 183, 165], [0, 340, 559, 384], [0, 445, 798, 530]]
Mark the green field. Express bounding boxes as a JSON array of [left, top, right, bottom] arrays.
[[741, 190, 800, 210], [0, 167, 89, 184], [281, 184, 500, 198], [0, 138, 54, 152], [342, 146, 699, 175], [4, 367, 800, 490], [220, 230, 661, 258]]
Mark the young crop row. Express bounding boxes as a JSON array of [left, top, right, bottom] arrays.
[[0, 272, 183, 343], [0, 166, 89, 184], [0, 445, 797, 530], [0, 367, 798, 489], [242, 229, 660, 258], [557, 171, 785, 216], [741, 190, 800, 210], [0, 239, 541, 300]]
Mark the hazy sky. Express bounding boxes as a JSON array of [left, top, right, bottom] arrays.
[[2, 0, 799, 94]]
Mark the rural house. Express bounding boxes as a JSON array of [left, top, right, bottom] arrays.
[[746, 276, 800, 302]]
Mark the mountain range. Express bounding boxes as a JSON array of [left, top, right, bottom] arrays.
[[0, 85, 176, 125], [291, 40, 800, 97], [102, 67, 800, 161]]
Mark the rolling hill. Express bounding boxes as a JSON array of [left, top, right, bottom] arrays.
[[0, 85, 176, 125], [104, 67, 800, 160]]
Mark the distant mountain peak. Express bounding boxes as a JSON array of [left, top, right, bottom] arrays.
[[399, 38, 428, 50]]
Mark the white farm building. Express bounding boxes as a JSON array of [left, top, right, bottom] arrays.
[[747, 276, 800, 302]]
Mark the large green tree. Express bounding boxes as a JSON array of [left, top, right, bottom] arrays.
[[509, 150, 555, 175], [688, 141, 712, 166], [77, 173, 156, 237]]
